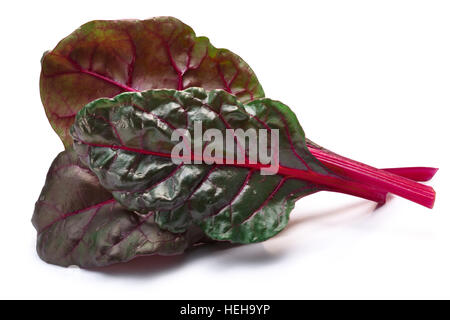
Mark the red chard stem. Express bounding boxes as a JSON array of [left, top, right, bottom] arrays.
[[380, 167, 438, 182], [307, 146, 436, 209]]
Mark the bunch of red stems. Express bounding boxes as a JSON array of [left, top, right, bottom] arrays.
[[305, 141, 436, 208]]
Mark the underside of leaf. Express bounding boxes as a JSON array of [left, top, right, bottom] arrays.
[[41, 17, 265, 147], [32, 149, 204, 267]]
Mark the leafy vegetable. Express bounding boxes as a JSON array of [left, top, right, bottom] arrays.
[[32, 148, 204, 267], [40, 17, 264, 147], [34, 16, 437, 268], [70, 88, 436, 244]]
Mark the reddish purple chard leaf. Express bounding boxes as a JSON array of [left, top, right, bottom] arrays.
[[41, 17, 264, 147], [32, 148, 204, 267]]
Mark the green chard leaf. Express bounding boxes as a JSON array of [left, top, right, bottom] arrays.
[[70, 88, 354, 244], [40, 17, 264, 148], [32, 148, 204, 268]]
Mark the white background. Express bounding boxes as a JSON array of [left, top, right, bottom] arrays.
[[0, 0, 448, 299]]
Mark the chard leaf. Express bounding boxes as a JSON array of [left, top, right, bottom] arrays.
[[71, 88, 371, 243], [32, 149, 203, 267], [40, 17, 264, 147]]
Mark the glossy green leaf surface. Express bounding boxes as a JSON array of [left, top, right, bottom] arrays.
[[32, 149, 203, 267], [71, 88, 338, 243], [40, 17, 264, 147]]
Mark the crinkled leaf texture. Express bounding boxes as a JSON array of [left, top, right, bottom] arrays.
[[40, 16, 264, 147], [32, 148, 203, 268], [71, 88, 337, 243]]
